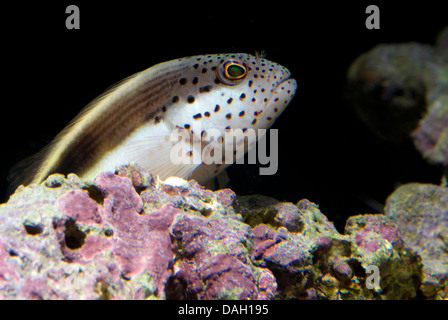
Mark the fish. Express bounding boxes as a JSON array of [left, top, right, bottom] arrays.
[[8, 53, 297, 191]]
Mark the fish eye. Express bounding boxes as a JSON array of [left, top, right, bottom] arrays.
[[217, 59, 247, 85]]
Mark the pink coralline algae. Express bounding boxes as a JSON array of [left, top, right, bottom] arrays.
[[57, 172, 181, 298], [0, 165, 275, 299], [0, 164, 440, 299]]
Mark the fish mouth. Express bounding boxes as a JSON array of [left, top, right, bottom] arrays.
[[271, 66, 296, 92], [277, 76, 296, 88], [265, 74, 297, 113]]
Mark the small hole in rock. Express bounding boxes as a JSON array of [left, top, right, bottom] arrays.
[[84, 185, 104, 205], [201, 208, 213, 217], [8, 249, 19, 257], [45, 178, 62, 188], [64, 219, 86, 250], [24, 224, 44, 235], [121, 273, 131, 281], [349, 259, 366, 278]]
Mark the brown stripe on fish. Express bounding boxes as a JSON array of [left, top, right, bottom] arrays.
[[31, 65, 188, 183]]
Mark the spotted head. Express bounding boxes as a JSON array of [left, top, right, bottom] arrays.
[[152, 53, 297, 181], [164, 53, 297, 137]]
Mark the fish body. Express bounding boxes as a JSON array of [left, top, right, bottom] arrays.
[[9, 53, 297, 189]]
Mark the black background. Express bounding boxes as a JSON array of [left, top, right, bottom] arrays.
[[1, 1, 446, 231]]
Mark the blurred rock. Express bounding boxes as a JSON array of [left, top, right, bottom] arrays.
[[346, 26, 448, 166]]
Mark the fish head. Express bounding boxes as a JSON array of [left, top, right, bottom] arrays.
[[159, 53, 297, 182], [166, 53, 297, 135]]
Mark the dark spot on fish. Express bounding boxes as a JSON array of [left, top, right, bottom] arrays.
[[172, 96, 179, 103], [248, 80, 254, 87], [154, 116, 161, 124], [227, 98, 233, 104], [239, 93, 246, 100], [252, 98, 256, 103], [214, 105, 220, 112], [202, 68, 207, 73], [199, 85, 213, 93], [162, 106, 167, 112], [251, 119, 257, 125], [239, 111, 245, 117], [184, 124, 191, 129], [193, 77, 198, 85], [193, 113, 202, 119], [179, 78, 187, 85], [214, 78, 220, 84], [204, 111, 210, 117], [187, 95, 195, 103], [193, 64, 199, 69], [274, 107, 278, 112], [226, 113, 232, 120], [267, 117, 272, 121]]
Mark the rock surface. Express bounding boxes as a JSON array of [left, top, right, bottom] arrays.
[[385, 183, 448, 299], [0, 165, 445, 299]]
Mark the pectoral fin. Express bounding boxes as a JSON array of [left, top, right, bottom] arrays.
[[126, 134, 201, 181]]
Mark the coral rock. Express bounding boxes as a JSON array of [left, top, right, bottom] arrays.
[[345, 214, 422, 299], [0, 164, 435, 299], [385, 183, 448, 299]]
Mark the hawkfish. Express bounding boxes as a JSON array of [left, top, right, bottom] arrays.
[[9, 53, 297, 191]]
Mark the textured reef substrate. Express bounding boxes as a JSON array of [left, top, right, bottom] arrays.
[[0, 164, 446, 299]]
